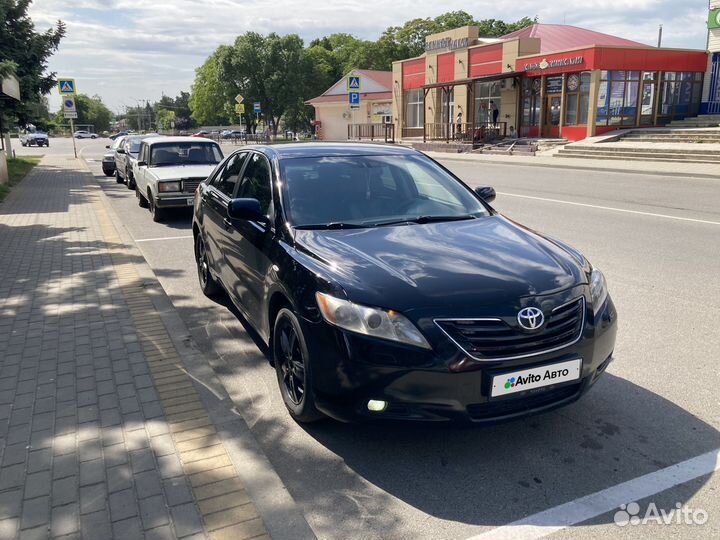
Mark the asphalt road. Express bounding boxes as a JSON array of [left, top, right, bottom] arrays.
[[16, 137, 720, 540]]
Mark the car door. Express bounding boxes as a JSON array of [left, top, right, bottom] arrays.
[[135, 143, 148, 193], [201, 152, 249, 294], [223, 152, 275, 322]]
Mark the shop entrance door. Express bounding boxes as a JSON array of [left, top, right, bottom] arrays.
[[543, 95, 562, 137]]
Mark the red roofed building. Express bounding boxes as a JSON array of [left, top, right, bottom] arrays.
[[390, 23, 708, 143], [306, 69, 393, 140]]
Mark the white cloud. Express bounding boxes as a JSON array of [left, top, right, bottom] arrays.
[[28, 0, 711, 113]]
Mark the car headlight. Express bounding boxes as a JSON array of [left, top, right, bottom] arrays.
[[590, 269, 608, 315], [158, 181, 180, 193], [316, 292, 431, 349]]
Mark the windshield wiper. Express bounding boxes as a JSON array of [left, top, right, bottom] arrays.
[[372, 214, 478, 227], [294, 222, 367, 230]]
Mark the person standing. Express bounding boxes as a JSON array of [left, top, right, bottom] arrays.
[[489, 100, 499, 125]]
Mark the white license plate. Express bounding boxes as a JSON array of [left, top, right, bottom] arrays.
[[186, 198, 194, 206], [491, 359, 582, 397]]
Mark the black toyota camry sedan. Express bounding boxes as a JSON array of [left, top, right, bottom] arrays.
[[192, 143, 617, 423]]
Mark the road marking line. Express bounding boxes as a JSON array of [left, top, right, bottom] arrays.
[[465, 447, 720, 540], [135, 235, 193, 243], [498, 192, 720, 226]]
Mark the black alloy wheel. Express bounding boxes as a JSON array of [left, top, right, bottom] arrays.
[[273, 308, 323, 423], [194, 233, 221, 297]]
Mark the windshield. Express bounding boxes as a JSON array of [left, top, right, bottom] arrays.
[[149, 142, 223, 167], [280, 154, 489, 228]]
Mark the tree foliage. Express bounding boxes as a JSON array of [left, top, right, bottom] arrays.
[[0, 0, 65, 126], [55, 94, 113, 132], [188, 11, 536, 132]]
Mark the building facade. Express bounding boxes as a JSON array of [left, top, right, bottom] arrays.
[[702, 0, 720, 113], [306, 69, 393, 141], [392, 24, 709, 142]]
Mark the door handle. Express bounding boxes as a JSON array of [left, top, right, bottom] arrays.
[[223, 218, 233, 231]]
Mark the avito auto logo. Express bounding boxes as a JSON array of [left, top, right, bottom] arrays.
[[504, 367, 571, 390]]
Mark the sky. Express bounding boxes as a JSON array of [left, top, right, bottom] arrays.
[[27, 0, 713, 114]]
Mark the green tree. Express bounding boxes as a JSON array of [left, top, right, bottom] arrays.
[[189, 48, 233, 126], [55, 94, 113, 132], [218, 32, 315, 135], [0, 0, 65, 126]]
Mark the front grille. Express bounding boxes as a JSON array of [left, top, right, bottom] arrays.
[[436, 297, 585, 360], [467, 383, 581, 420], [181, 178, 205, 193]]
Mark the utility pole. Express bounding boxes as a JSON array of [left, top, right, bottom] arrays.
[[657, 24, 663, 47]]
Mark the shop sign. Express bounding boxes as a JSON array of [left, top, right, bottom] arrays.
[[709, 8, 720, 29], [425, 36, 475, 52], [546, 76, 563, 94], [524, 56, 584, 72]]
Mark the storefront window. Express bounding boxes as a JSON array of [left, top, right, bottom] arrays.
[[441, 88, 455, 124], [564, 72, 591, 126], [521, 78, 540, 135], [474, 81, 501, 125], [598, 71, 642, 126], [404, 89, 424, 128], [657, 72, 703, 123]]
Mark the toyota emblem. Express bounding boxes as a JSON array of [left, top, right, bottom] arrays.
[[517, 307, 544, 330]]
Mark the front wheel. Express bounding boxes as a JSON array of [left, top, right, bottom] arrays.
[[273, 308, 323, 423], [115, 169, 123, 184], [149, 196, 165, 222], [136, 186, 148, 208], [194, 233, 222, 297]]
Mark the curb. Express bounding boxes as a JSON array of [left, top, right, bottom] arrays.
[[78, 158, 317, 540], [424, 152, 720, 180]]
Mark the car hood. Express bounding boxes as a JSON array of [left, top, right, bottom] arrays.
[[294, 215, 587, 312], [147, 164, 217, 181]]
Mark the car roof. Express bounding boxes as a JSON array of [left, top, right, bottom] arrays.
[[235, 143, 420, 160], [124, 134, 160, 143], [144, 136, 217, 145]]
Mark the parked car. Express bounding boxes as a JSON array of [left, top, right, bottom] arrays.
[[109, 131, 128, 140], [20, 131, 49, 147], [192, 130, 210, 138], [102, 135, 126, 176], [115, 134, 160, 189], [74, 130, 97, 139], [134, 136, 224, 222], [222, 130, 245, 139], [191, 143, 617, 424]]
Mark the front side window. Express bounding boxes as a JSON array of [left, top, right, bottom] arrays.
[[238, 153, 273, 215], [280, 154, 489, 228]]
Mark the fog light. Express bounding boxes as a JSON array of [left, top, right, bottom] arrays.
[[367, 400, 388, 412]]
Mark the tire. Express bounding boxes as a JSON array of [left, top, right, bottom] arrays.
[[273, 308, 324, 423], [103, 168, 113, 177], [126, 169, 135, 190], [194, 233, 222, 297], [115, 169, 123, 184], [149, 195, 165, 222], [21, 141, 27, 147], [91, 135, 97, 139], [136, 186, 148, 208]]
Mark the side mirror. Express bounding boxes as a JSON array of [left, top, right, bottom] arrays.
[[475, 186, 496, 204], [137, 161, 147, 167], [227, 198, 266, 222], [117, 148, 126, 154]]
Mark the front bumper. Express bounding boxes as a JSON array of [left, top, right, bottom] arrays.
[[302, 292, 618, 423], [155, 195, 195, 208], [102, 160, 115, 172]]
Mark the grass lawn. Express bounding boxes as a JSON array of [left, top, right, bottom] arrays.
[[0, 155, 42, 202]]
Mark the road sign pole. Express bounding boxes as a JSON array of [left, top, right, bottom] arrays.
[[70, 118, 77, 158]]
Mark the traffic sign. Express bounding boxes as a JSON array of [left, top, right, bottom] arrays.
[[63, 96, 77, 113], [347, 76, 361, 91], [64, 112, 78, 119], [348, 91, 361, 109], [235, 103, 245, 113], [235, 94, 244, 104], [58, 78, 76, 95], [253, 102, 261, 113]]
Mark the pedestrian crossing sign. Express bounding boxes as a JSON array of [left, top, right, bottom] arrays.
[[58, 78, 76, 95], [347, 76, 361, 91]]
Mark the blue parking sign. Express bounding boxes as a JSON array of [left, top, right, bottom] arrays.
[[348, 92, 361, 106]]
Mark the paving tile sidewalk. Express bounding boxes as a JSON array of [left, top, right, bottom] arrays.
[[0, 156, 270, 539]]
